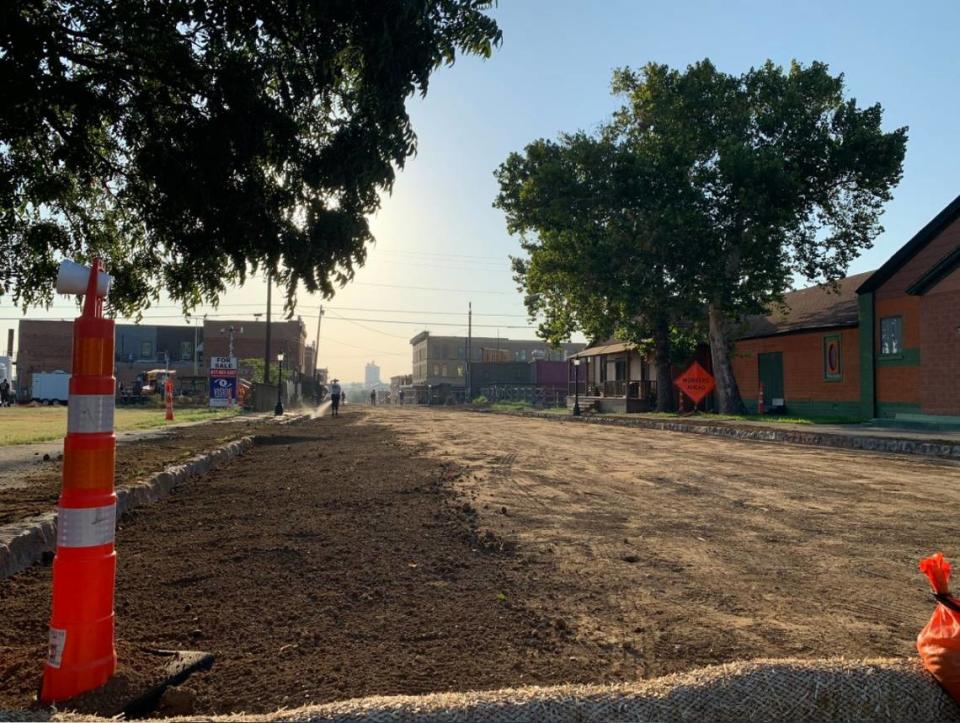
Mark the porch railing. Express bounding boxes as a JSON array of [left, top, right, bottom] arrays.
[[568, 380, 657, 401]]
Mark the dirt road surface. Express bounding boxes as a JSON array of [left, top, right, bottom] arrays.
[[376, 407, 960, 677], [2, 406, 959, 716]]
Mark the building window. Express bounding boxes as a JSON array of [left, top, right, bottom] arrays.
[[180, 341, 193, 361], [456, 364, 464, 377], [880, 316, 902, 356], [140, 341, 152, 359], [823, 334, 842, 381], [441, 363, 448, 377], [433, 364, 440, 376]]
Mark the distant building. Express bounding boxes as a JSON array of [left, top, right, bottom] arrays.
[[202, 318, 307, 376], [365, 361, 381, 387], [17, 319, 204, 398], [409, 331, 585, 389]]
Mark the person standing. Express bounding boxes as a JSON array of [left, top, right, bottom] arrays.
[[0, 378, 9, 407], [329, 378, 342, 417], [369, 389, 376, 406]]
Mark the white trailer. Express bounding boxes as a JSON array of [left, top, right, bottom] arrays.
[[32, 371, 71, 404]]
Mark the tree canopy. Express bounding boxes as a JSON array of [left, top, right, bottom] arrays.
[[495, 132, 702, 411], [496, 59, 906, 413], [1, 0, 501, 315], [611, 60, 906, 412]]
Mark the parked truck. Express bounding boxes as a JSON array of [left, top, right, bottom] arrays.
[[32, 371, 70, 405]]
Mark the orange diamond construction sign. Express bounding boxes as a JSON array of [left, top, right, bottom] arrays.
[[674, 361, 716, 405]]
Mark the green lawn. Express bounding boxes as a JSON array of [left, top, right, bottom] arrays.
[[0, 406, 240, 446], [487, 401, 569, 414]]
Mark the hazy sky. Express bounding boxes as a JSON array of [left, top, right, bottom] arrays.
[[4, 1, 959, 382]]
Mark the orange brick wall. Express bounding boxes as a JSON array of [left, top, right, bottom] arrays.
[[732, 327, 860, 402], [873, 294, 921, 405], [920, 284, 960, 415]]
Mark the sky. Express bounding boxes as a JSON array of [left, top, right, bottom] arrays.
[[3, 0, 959, 382]]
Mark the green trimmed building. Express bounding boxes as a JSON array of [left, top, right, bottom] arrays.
[[733, 193, 960, 424]]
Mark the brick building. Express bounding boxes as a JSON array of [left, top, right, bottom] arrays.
[[732, 273, 869, 419], [17, 319, 202, 397], [202, 318, 307, 376], [732, 192, 960, 421], [410, 331, 583, 388]]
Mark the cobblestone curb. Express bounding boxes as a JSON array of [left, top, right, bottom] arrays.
[[475, 409, 960, 461], [0, 436, 254, 579]]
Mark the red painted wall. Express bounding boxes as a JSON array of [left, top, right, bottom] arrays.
[[732, 327, 860, 404]]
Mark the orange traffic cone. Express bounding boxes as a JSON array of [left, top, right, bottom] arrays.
[[164, 379, 174, 421], [41, 259, 117, 702]]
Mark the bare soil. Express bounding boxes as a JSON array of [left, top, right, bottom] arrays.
[[2, 406, 959, 716], [377, 406, 960, 678], [0, 410, 610, 715], [0, 416, 268, 524]]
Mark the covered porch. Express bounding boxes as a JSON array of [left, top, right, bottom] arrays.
[[567, 340, 658, 413]]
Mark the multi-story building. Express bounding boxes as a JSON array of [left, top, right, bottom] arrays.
[[202, 318, 307, 376], [17, 319, 203, 396], [364, 361, 381, 387], [409, 331, 584, 388]]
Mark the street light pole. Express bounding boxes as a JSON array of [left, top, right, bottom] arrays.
[[274, 351, 284, 416], [572, 358, 581, 416]]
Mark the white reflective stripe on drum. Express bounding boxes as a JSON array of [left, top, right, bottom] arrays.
[[57, 504, 116, 548], [67, 395, 115, 434]]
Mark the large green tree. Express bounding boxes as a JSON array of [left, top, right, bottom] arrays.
[[611, 60, 907, 413], [1, 0, 500, 315], [495, 132, 702, 411]]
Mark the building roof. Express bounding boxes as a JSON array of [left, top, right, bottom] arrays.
[[857, 192, 960, 294], [737, 271, 873, 340], [569, 339, 637, 359]]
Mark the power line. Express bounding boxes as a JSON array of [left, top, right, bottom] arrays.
[[325, 310, 411, 340], [353, 281, 511, 294]]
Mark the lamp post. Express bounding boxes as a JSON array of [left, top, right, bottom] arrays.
[[274, 351, 284, 416], [572, 358, 581, 416]]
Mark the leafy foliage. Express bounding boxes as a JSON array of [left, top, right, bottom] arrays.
[[0, 0, 501, 315], [497, 59, 907, 413]]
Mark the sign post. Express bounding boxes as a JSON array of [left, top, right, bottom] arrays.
[[209, 356, 237, 408], [673, 362, 716, 414]]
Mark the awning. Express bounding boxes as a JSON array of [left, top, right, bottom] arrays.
[[569, 341, 636, 359]]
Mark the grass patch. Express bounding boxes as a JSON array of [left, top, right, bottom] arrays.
[[487, 401, 568, 414], [0, 406, 241, 446]]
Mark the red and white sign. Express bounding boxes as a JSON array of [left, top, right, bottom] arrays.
[[674, 362, 715, 405], [209, 356, 237, 408]]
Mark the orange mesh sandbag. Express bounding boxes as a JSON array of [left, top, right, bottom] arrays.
[[918, 552, 960, 701]]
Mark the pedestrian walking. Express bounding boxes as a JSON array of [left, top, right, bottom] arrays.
[[0, 378, 9, 407], [329, 378, 342, 417], [398, 388, 405, 405], [369, 389, 376, 405]]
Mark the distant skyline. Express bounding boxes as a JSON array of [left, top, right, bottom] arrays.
[[3, 1, 959, 382]]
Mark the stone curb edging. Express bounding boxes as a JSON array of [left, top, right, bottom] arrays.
[[0, 436, 254, 579], [472, 408, 960, 461]]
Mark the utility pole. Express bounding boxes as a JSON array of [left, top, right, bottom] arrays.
[[314, 305, 324, 378], [466, 302, 472, 400], [264, 270, 272, 384]]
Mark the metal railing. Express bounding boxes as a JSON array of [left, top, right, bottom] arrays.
[[568, 380, 657, 402]]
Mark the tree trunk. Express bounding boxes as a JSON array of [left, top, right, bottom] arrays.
[[708, 302, 746, 414], [653, 316, 674, 412]]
